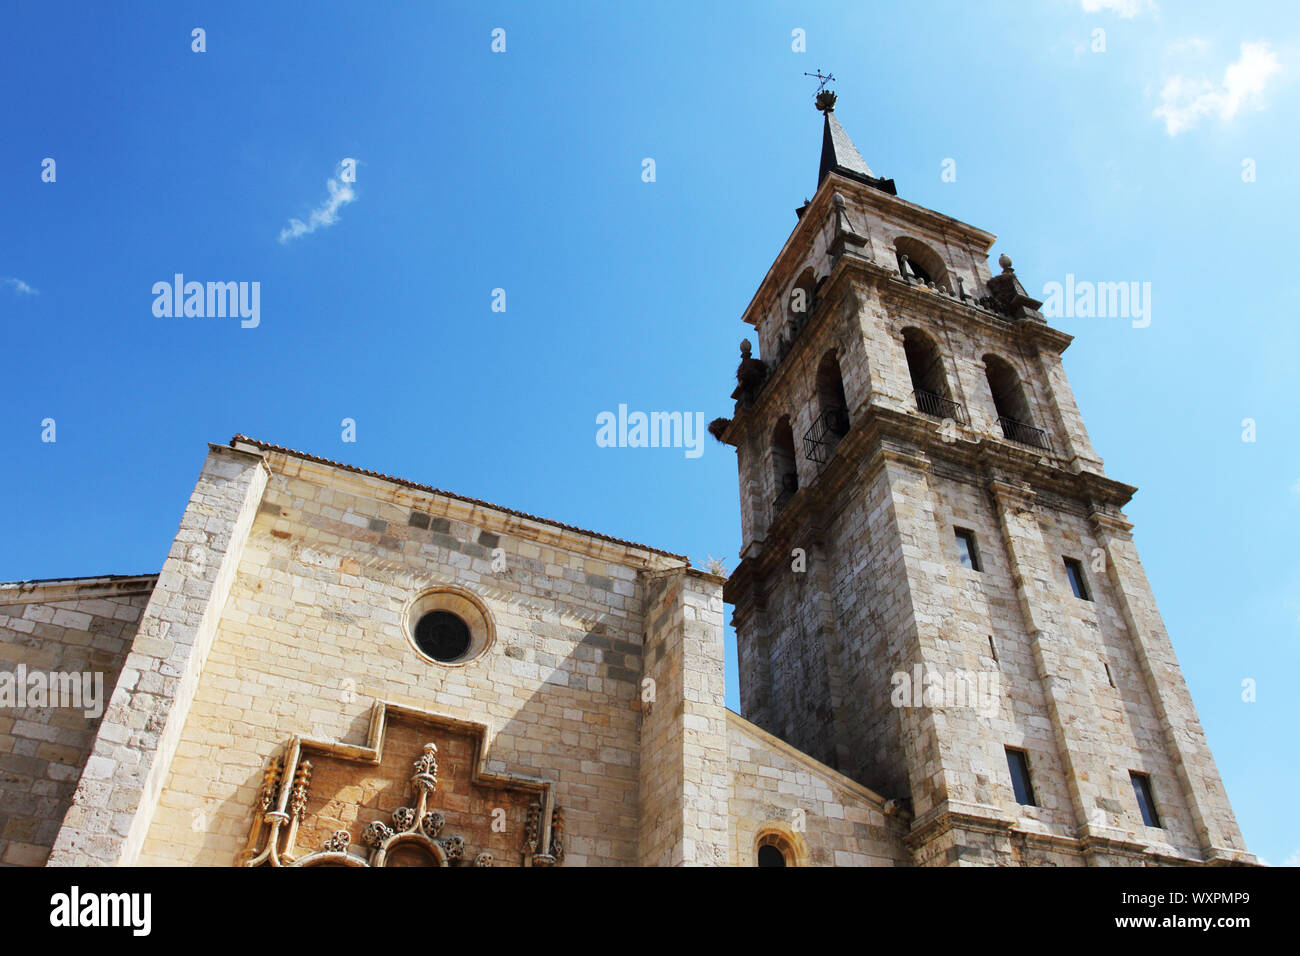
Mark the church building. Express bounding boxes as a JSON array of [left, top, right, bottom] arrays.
[[0, 92, 1254, 867]]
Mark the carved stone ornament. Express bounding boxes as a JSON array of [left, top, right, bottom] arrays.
[[322, 830, 351, 853], [524, 802, 541, 854], [241, 705, 562, 868], [244, 738, 485, 867], [362, 820, 394, 848], [411, 742, 438, 794], [439, 835, 466, 862], [550, 806, 566, 863], [392, 806, 416, 832]]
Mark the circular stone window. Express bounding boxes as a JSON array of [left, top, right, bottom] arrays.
[[404, 587, 493, 666], [414, 611, 470, 662]]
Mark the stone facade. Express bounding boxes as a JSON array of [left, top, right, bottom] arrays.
[[0, 100, 1252, 867], [0, 433, 932, 867]]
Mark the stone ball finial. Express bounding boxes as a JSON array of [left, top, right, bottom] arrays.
[[740, 338, 752, 357], [998, 253, 1014, 273]]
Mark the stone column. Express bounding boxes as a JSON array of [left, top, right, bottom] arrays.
[[637, 568, 729, 866], [47, 444, 269, 865]]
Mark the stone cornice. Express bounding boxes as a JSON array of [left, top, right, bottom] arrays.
[[1088, 508, 1136, 537], [0, 574, 158, 605], [839, 172, 998, 250], [724, 404, 1139, 607], [235, 438, 690, 572], [905, 803, 1236, 865]]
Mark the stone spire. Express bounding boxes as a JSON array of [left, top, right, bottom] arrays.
[[815, 90, 896, 196]]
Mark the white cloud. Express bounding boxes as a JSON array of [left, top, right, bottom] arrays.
[[278, 159, 358, 244], [2, 277, 38, 295], [1081, 0, 1154, 17], [1154, 41, 1282, 136]]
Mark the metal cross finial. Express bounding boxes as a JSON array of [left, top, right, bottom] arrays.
[[804, 70, 836, 93]]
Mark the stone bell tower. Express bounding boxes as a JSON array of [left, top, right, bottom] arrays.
[[710, 88, 1253, 866]]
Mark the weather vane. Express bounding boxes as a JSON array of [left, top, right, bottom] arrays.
[[804, 70, 837, 112], [804, 69, 835, 92]]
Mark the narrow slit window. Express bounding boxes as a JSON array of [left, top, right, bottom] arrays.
[[988, 635, 999, 663], [955, 528, 982, 572], [1131, 772, 1162, 828], [1063, 557, 1091, 601], [1005, 748, 1036, 806]]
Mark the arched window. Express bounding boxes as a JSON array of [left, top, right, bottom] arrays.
[[983, 354, 1049, 449], [755, 829, 800, 867], [757, 844, 787, 867], [775, 268, 819, 364], [902, 328, 966, 422], [789, 268, 817, 326], [804, 351, 851, 464], [815, 351, 850, 426], [772, 416, 798, 513], [895, 237, 952, 292]]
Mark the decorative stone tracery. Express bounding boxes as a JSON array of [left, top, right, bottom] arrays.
[[239, 702, 564, 868]]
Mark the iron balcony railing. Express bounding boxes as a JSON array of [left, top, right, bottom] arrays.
[[803, 407, 850, 464], [997, 416, 1052, 451], [774, 472, 799, 513], [913, 389, 969, 425]]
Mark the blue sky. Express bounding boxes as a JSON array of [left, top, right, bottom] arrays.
[[1, 0, 1295, 865]]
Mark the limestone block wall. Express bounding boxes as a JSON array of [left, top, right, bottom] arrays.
[[915, 471, 1074, 834], [747, 567, 838, 769], [727, 713, 910, 866], [887, 460, 1250, 863], [735, 422, 1251, 865], [0, 576, 155, 866], [128, 443, 688, 866]]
